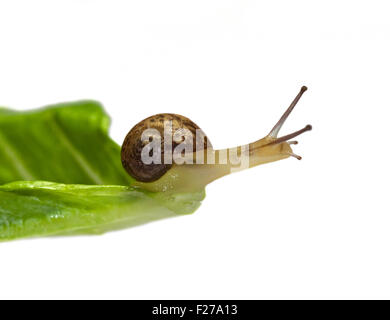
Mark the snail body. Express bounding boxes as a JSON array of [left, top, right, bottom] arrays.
[[121, 86, 312, 193]]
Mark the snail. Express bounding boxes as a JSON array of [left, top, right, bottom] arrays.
[[121, 86, 312, 193]]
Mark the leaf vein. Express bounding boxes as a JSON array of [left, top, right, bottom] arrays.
[[50, 118, 104, 185], [0, 132, 35, 180]]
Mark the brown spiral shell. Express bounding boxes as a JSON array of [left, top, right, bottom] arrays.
[[121, 113, 211, 182]]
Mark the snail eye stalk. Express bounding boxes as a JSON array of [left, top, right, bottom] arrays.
[[268, 86, 308, 138], [264, 124, 312, 147]]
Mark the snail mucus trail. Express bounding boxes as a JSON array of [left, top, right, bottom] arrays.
[[121, 86, 312, 193]]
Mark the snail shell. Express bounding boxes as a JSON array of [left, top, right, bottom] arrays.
[[121, 113, 211, 182]]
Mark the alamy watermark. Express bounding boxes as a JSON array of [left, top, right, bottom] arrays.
[[140, 120, 250, 171]]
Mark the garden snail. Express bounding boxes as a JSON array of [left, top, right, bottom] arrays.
[[121, 86, 312, 193]]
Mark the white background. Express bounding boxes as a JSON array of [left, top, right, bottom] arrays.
[[0, 0, 389, 299]]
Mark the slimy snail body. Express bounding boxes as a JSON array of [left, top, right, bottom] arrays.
[[121, 86, 311, 193]]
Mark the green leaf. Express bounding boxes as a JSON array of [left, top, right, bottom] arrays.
[[0, 102, 205, 241], [0, 181, 204, 241], [0, 101, 132, 185]]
